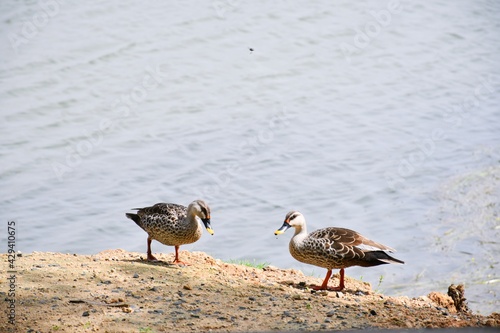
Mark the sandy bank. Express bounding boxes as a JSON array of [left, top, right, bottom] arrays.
[[1, 249, 498, 332]]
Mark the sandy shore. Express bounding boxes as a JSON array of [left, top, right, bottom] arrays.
[[1, 249, 498, 332]]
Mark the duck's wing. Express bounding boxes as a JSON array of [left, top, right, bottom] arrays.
[[301, 227, 404, 268], [306, 227, 395, 263], [311, 227, 395, 252]]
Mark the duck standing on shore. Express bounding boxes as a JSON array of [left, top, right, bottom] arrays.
[[126, 199, 213, 265], [275, 211, 404, 291]]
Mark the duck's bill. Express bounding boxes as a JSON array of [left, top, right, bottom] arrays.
[[274, 222, 291, 235], [202, 219, 214, 235]]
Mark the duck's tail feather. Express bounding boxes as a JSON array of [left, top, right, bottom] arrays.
[[362, 251, 405, 266], [126, 213, 142, 227]]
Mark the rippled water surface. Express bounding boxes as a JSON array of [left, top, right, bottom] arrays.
[[1, 0, 499, 314]]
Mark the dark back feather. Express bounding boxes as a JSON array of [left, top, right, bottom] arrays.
[[125, 213, 144, 230]]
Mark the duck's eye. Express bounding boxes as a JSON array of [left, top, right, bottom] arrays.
[[290, 214, 298, 220], [200, 206, 209, 217]]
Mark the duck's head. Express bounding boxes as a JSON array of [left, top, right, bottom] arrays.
[[274, 211, 305, 235], [188, 199, 214, 235]]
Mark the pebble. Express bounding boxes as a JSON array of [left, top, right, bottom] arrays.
[[82, 311, 90, 317], [384, 300, 396, 306], [122, 307, 133, 313], [133, 273, 139, 278], [326, 310, 336, 317], [173, 299, 186, 306], [370, 309, 377, 316], [171, 310, 184, 316]]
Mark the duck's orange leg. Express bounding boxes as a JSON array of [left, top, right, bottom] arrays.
[[147, 237, 158, 262], [312, 268, 345, 291], [172, 245, 190, 266]]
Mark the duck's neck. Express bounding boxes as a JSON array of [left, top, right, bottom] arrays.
[[186, 208, 200, 227], [290, 224, 308, 251], [292, 224, 308, 239]]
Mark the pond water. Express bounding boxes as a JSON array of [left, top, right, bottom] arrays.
[[1, 0, 498, 314]]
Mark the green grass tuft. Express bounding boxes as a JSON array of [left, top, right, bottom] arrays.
[[227, 259, 270, 269]]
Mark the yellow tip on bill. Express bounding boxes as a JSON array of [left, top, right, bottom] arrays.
[[206, 228, 214, 235]]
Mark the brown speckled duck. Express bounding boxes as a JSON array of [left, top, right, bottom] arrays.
[[275, 211, 404, 291], [126, 200, 213, 265]]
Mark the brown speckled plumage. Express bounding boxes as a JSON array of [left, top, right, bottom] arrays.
[[126, 200, 213, 264], [275, 211, 404, 291]]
